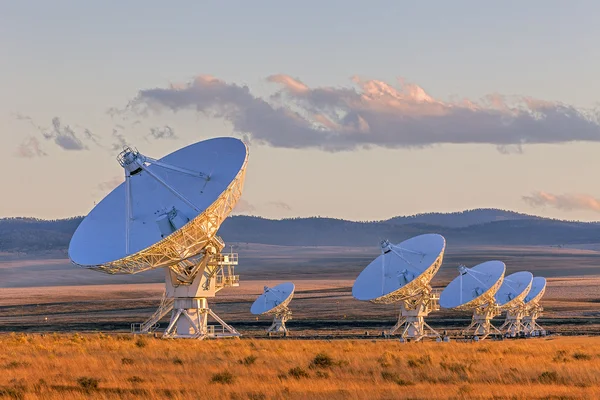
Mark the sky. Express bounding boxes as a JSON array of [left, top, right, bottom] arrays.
[[2, 1, 600, 221]]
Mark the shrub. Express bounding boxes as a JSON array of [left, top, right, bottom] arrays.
[[440, 362, 469, 374], [288, 367, 310, 379], [553, 350, 569, 363], [407, 354, 431, 368], [173, 357, 184, 365], [128, 376, 144, 384], [239, 355, 257, 366], [121, 357, 135, 365], [310, 353, 334, 369], [573, 352, 592, 361], [135, 337, 147, 348], [538, 371, 560, 384], [381, 371, 414, 386], [77, 376, 100, 391], [210, 371, 235, 384]]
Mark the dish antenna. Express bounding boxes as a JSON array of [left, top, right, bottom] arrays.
[[69, 137, 248, 339], [495, 271, 533, 337], [250, 282, 295, 335], [352, 234, 446, 342], [522, 276, 547, 337], [440, 260, 505, 341]]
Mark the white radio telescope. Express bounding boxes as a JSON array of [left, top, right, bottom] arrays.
[[69, 137, 248, 339], [522, 276, 547, 337], [495, 271, 533, 337], [251, 282, 295, 335], [352, 234, 446, 342], [440, 260, 505, 341]]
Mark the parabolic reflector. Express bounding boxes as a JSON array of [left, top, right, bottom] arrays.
[[251, 282, 295, 315], [440, 260, 506, 310], [494, 271, 533, 309], [524, 276, 547, 306], [68, 137, 248, 273], [352, 234, 446, 303]]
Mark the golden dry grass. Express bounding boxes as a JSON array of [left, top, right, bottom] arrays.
[[2, 334, 600, 399]]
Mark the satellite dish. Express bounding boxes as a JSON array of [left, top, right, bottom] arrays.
[[440, 260, 506, 340], [68, 137, 249, 339], [251, 282, 295, 335], [523, 276, 547, 337], [495, 271, 533, 337], [352, 234, 446, 342]]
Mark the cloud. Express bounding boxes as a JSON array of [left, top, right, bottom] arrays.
[[41, 117, 88, 150], [232, 199, 256, 214], [110, 126, 129, 152], [14, 114, 94, 152], [267, 201, 292, 211], [122, 74, 600, 152], [523, 191, 600, 212], [148, 125, 177, 140], [15, 137, 47, 158]]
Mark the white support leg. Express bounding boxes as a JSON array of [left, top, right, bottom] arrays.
[[461, 305, 501, 340], [386, 291, 443, 342], [267, 309, 292, 335], [499, 308, 525, 337]]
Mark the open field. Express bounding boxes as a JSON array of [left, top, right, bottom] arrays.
[[2, 334, 600, 399], [1, 243, 600, 336]]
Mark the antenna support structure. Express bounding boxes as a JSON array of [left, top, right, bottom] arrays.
[[117, 145, 246, 339], [498, 305, 526, 338], [523, 303, 546, 337], [370, 239, 446, 342], [386, 286, 442, 342], [454, 264, 502, 341], [267, 306, 292, 335]]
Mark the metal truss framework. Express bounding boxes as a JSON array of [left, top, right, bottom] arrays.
[[454, 277, 504, 340], [386, 287, 442, 342], [370, 251, 445, 305], [499, 305, 527, 337], [523, 304, 546, 337]]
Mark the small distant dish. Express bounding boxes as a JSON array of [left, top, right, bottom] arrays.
[[440, 260, 506, 341], [251, 282, 295, 335], [496, 271, 534, 338], [495, 271, 533, 310], [440, 260, 506, 310], [523, 276, 547, 337], [524, 276, 546, 306]]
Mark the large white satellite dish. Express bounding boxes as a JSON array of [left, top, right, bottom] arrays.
[[522, 276, 547, 337], [68, 137, 249, 339], [495, 271, 533, 337], [352, 234, 446, 342], [251, 282, 295, 335], [440, 260, 505, 340]]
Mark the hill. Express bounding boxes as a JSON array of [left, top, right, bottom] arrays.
[[387, 208, 542, 227], [0, 209, 598, 253]]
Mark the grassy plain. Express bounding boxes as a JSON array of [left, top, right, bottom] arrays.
[[2, 334, 600, 399]]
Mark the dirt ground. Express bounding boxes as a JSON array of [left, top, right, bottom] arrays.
[[1, 243, 600, 336]]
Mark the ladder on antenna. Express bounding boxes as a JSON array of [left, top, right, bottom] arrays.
[[132, 292, 174, 334]]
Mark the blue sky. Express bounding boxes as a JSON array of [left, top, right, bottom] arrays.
[[2, 1, 600, 221]]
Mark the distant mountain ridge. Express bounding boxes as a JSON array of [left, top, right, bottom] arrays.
[[0, 209, 598, 253], [386, 208, 545, 228]]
